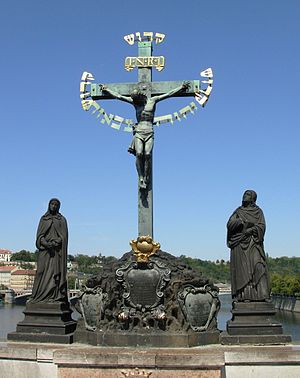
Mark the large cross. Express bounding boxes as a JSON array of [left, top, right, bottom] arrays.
[[81, 33, 212, 239]]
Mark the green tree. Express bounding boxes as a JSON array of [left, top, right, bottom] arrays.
[[179, 255, 230, 283], [12, 250, 36, 262], [67, 275, 76, 290], [74, 253, 107, 275], [20, 262, 35, 270], [270, 272, 300, 296]]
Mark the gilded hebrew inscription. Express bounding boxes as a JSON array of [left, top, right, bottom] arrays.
[[124, 31, 165, 45]]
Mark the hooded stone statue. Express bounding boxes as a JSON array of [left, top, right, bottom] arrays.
[[30, 198, 68, 303], [227, 190, 270, 301]]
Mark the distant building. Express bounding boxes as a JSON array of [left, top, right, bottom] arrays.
[[0, 260, 35, 268], [0, 249, 12, 262], [0, 266, 18, 288], [67, 260, 78, 272], [10, 269, 36, 291], [215, 282, 231, 293]]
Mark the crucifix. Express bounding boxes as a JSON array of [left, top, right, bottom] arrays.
[[80, 32, 213, 239]]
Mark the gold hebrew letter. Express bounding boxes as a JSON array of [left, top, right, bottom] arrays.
[[200, 68, 213, 78], [81, 71, 94, 81], [100, 113, 114, 125], [124, 119, 134, 132], [81, 72, 89, 81], [81, 100, 94, 111], [124, 33, 135, 45], [195, 93, 208, 107], [201, 79, 214, 85], [190, 102, 198, 113], [173, 112, 181, 121], [143, 31, 153, 41], [95, 107, 105, 117], [87, 73, 94, 81], [155, 32, 165, 44], [80, 92, 91, 99], [111, 115, 124, 130], [179, 105, 192, 118], [153, 114, 172, 126], [201, 86, 212, 97], [80, 82, 87, 93]]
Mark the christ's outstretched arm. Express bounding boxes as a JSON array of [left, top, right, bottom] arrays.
[[152, 81, 190, 103], [101, 85, 133, 104]]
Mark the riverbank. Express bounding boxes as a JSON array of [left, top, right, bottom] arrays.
[[272, 295, 300, 313]]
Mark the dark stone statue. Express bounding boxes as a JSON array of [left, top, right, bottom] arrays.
[[30, 198, 68, 303], [227, 190, 270, 301], [222, 190, 291, 344], [8, 198, 76, 343], [101, 82, 189, 189]]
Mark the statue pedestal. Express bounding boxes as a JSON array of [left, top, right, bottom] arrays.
[[220, 301, 292, 344], [74, 327, 220, 347], [8, 302, 77, 344]]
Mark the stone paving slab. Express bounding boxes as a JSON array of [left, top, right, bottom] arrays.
[[225, 365, 300, 378], [0, 345, 37, 360], [225, 349, 300, 364]]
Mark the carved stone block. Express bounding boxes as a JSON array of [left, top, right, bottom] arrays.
[[177, 285, 220, 332]]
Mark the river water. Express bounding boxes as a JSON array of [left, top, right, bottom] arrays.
[[1, 294, 300, 341]]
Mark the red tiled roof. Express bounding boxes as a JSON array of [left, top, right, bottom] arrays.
[[12, 269, 36, 275], [0, 249, 12, 254], [0, 266, 18, 272]]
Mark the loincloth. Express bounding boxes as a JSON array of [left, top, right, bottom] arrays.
[[128, 129, 154, 155], [134, 129, 154, 142]]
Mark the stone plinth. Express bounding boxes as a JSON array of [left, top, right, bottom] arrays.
[[74, 329, 220, 347], [221, 301, 292, 344], [7, 302, 77, 344], [53, 346, 224, 378]]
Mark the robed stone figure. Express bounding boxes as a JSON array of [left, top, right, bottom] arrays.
[[30, 198, 68, 303], [227, 190, 270, 302], [222, 190, 290, 344], [8, 198, 76, 342]]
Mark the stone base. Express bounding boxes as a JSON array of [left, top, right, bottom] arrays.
[[7, 332, 74, 344], [220, 301, 292, 344], [7, 302, 77, 344], [74, 329, 220, 347], [220, 331, 292, 345]]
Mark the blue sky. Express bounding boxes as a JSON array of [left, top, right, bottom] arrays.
[[0, 0, 299, 260]]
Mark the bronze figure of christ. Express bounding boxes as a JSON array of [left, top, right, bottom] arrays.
[[101, 82, 189, 189]]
